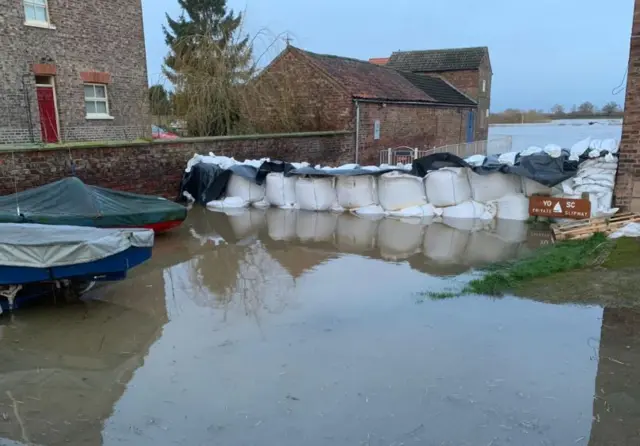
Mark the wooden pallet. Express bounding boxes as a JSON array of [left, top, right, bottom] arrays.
[[551, 213, 640, 241]]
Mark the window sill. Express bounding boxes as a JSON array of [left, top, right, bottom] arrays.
[[86, 114, 114, 121], [24, 21, 56, 30]]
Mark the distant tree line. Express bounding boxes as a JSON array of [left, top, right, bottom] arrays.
[[490, 101, 623, 124]]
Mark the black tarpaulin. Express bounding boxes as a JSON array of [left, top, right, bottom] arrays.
[[179, 163, 231, 205]]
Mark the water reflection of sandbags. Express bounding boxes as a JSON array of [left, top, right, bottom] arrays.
[[377, 218, 424, 260], [267, 208, 298, 241], [296, 211, 338, 242], [227, 208, 266, 239], [423, 223, 470, 264], [464, 230, 520, 266], [335, 213, 379, 251], [442, 217, 489, 232], [494, 219, 528, 244]]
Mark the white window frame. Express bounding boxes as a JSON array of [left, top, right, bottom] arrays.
[[23, 0, 55, 29], [84, 84, 113, 120], [486, 109, 489, 118], [482, 79, 487, 93]]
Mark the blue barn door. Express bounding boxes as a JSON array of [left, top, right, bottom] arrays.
[[466, 110, 475, 143]]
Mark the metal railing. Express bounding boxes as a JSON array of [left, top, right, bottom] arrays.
[[379, 137, 513, 165]]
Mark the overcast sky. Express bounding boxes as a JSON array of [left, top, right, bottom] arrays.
[[142, 0, 634, 112]]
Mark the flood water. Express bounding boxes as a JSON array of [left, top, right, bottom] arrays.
[[0, 209, 638, 446], [488, 119, 622, 153]]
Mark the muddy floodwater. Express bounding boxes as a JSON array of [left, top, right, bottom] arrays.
[[0, 209, 638, 446]]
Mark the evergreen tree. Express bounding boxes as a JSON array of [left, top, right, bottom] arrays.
[[162, 0, 253, 135]]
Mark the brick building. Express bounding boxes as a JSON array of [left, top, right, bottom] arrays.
[[372, 47, 492, 141], [255, 46, 477, 165], [615, 0, 640, 210], [0, 0, 150, 144]]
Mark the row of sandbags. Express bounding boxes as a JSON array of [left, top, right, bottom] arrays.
[[207, 168, 536, 221], [205, 208, 531, 266]]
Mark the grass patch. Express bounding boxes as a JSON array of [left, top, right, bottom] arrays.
[[418, 291, 460, 301], [463, 233, 614, 296]]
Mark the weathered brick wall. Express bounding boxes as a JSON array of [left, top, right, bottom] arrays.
[[357, 103, 471, 165], [249, 49, 353, 133], [614, 0, 640, 210], [0, 0, 149, 143], [0, 131, 354, 198], [429, 67, 491, 141]]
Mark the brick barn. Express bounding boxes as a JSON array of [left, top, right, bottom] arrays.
[[254, 46, 478, 165], [0, 0, 150, 144], [377, 47, 493, 141]]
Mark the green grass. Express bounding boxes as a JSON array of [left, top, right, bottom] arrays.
[[463, 233, 614, 296]]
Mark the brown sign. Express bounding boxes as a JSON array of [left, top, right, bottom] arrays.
[[529, 196, 591, 219]]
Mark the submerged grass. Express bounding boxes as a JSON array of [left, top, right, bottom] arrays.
[[463, 233, 615, 296]]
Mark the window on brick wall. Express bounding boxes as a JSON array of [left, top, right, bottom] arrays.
[[24, 0, 50, 26], [84, 84, 112, 119]]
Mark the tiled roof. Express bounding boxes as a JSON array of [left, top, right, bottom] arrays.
[[398, 72, 476, 106], [296, 48, 475, 106], [387, 47, 488, 72], [368, 57, 389, 65], [299, 49, 434, 102]]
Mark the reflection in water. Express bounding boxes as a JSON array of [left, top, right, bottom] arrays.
[[589, 308, 640, 446], [0, 299, 166, 445], [0, 209, 638, 445]]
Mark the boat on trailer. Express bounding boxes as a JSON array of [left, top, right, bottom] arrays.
[[0, 224, 154, 311], [0, 177, 187, 233]]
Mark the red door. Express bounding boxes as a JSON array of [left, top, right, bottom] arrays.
[[37, 87, 59, 143]]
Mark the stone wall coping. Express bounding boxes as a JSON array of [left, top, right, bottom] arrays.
[[0, 130, 353, 153]]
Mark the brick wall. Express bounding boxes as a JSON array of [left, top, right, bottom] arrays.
[[430, 65, 492, 141], [250, 49, 353, 133], [0, 0, 149, 144], [614, 0, 640, 210], [357, 102, 472, 165], [0, 131, 354, 198]]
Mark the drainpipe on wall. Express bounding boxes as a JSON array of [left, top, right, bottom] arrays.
[[354, 100, 360, 164]]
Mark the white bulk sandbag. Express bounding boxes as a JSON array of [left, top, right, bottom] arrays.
[[520, 146, 543, 157], [465, 154, 486, 166], [377, 218, 424, 260], [589, 139, 602, 150], [228, 209, 266, 239], [464, 231, 519, 266], [425, 167, 472, 207], [266, 173, 297, 208], [498, 151, 519, 166], [570, 137, 591, 159], [543, 144, 562, 158], [522, 177, 552, 197], [601, 139, 619, 153], [353, 205, 386, 216], [336, 175, 378, 209], [295, 177, 336, 211], [267, 209, 297, 241], [467, 172, 521, 203], [493, 194, 530, 221], [296, 211, 337, 242], [609, 223, 640, 239], [226, 174, 266, 204], [442, 201, 494, 221], [206, 196, 248, 210], [378, 171, 427, 211], [336, 214, 378, 251], [423, 223, 470, 264], [388, 204, 442, 219]]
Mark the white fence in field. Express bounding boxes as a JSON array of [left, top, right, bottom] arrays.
[[379, 137, 513, 165]]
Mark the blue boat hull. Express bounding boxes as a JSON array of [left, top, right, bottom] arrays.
[[0, 246, 152, 286]]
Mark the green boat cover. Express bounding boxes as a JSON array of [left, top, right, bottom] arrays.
[[0, 177, 187, 228]]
